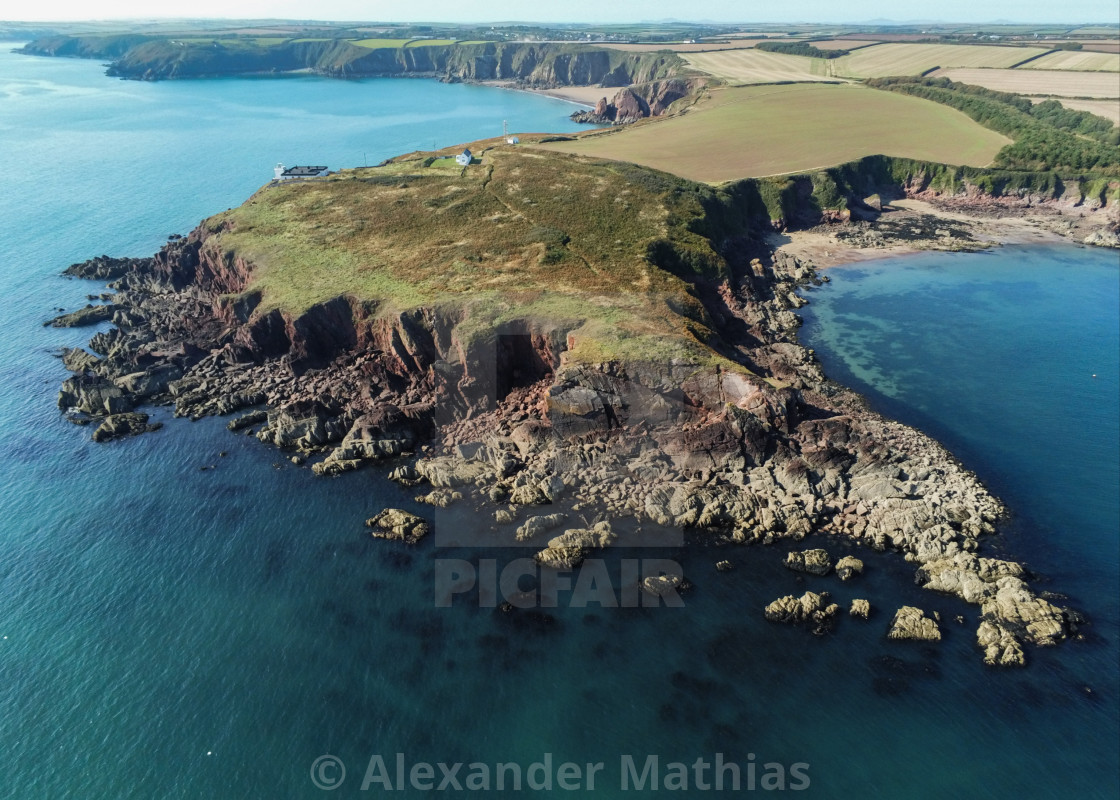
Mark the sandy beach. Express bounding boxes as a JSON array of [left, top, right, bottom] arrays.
[[773, 198, 1111, 268]]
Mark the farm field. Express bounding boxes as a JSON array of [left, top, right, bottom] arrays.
[[532, 83, 1010, 183], [1028, 97, 1120, 124], [934, 68, 1120, 98], [831, 43, 1050, 78], [603, 41, 766, 52], [1070, 26, 1120, 35], [1020, 50, 1120, 71], [681, 48, 832, 84], [810, 39, 882, 50]]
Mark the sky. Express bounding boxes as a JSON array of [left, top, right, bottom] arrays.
[[2, 0, 1118, 25]]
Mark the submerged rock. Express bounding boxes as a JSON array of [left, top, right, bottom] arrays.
[[640, 573, 684, 598], [45, 304, 115, 328]]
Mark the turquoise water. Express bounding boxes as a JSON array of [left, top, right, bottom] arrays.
[[1, 46, 1118, 798]]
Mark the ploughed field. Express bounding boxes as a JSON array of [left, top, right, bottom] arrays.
[[681, 49, 834, 84], [534, 83, 1010, 182], [1019, 50, 1120, 71], [828, 43, 1051, 78]]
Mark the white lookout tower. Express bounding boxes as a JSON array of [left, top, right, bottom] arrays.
[[274, 163, 286, 181]]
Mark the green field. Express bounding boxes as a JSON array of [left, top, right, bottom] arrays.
[[533, 83, 1011, 182], [681, 49, 832, 83], [1021, 50, 1120, 71], [406, 39, 457, 47], [351, 38, 413, 49], [831, 42, 1051, 78]]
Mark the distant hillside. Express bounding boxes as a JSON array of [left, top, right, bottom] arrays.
[[19, 35, 687, 86]]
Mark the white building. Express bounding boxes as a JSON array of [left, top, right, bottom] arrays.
[[274, 163, 329, 181], [455, 149, 472, 167]]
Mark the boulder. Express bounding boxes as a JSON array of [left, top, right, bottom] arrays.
[[113, 364, 183, 398], [311, 458, 362, 476], [388, 464, 423, 487], [785, 548, 833, 576], [91, 412, 160, 442], [515, 513, 568, 542], [227, 410, 268, 431], [836, 556, 864, 581], [850, 598, 871, 619], [534, 521, 615, 569], [59, 374, 132, 415], [366, 509, 431, 544], [887, 606, 941, 641], [415, 489, 463, 508], [60, 347, 101, 373]]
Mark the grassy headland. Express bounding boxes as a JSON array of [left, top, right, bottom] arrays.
[[204, 146, 758, 367]]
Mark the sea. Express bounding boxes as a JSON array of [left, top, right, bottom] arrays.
[[0, 45, 1117, 799]]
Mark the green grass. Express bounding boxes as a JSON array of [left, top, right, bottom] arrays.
[[405, 39, 457, 47], [534, 83, 1010, 182], [351, 38, 413, 49], [205, 149, 746, 369]]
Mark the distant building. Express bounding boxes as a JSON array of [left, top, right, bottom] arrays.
[[455, 149, 472, 167], [274, 163, 329, 181], [506, 136, 520, 145]]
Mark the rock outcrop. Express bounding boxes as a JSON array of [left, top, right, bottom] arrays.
[[887, 606, 941, 641], [764, 591, 839, 634], [850, 599, 871, 619], [91, 412, 161, 442], [785, 548, 833, 576], [534, 521, 615, 569], [836, 556, 864, 581], [570, 79, 703, 125], [366, 509, 431, 544]]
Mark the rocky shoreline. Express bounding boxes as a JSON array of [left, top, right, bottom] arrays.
[[48, 191, 1088, 668]]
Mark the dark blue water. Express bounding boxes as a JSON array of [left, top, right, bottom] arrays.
[[1, 47, 1117, 798]]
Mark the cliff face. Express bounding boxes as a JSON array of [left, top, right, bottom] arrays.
[[570, 79, 705, 125], [21, 36, 686, 87]]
